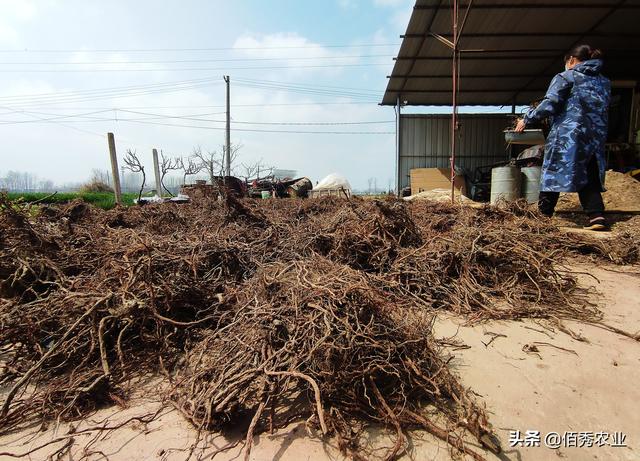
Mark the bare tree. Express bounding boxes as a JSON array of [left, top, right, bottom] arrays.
[[3, 170, 39, 192], [193, 147, 223, 184], [193, 143, 242, 184], [160, 152, 181, 197], [123, 150, 146, 201], [239, 159, 274, 184], [178, 156, 204, 185], [38, 179, 54, 192], [90, 169, 111, 185]]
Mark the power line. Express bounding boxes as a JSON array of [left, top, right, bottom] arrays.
[[0, 102, 377, 110], [233, 81, 382, 99], [0, 104, 106, 139], [235, 77, 383, 95], [0, 76, 222, 102], [0, 54, 395, 65], [120, 118, 395, 134], [0, 108, 394, 126], [0, 43, 400, 53], [114, 109, 395, 125], [233, 83, 380, 101], [0, 77, 385, 117], [0, 62, 391, 73], [0, 82, 226, 108], [0, 113, 393, 134], [0, 76, 382, 103], [0, 79, 383, 109]]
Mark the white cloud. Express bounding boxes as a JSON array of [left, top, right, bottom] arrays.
[[337, 0, 358, 9], [231, 32, 362, 80], [373, 0, 406, 7], [0, 0, 38, 45], [0, 0, 37, 20]]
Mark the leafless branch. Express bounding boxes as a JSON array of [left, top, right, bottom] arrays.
[[239, 159, 274, 184], [123, 149, 146, 201], [193, 144, 243, 184], [160, 152, 181, 197]]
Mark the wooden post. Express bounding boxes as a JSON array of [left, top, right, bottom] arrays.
[[224, 75, 231, 177], [152, 149, 162, 198], [395, 95, 401, 196], [107, 133, 122, 205]]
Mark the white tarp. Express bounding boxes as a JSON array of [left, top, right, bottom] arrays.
[[313, 173, 352, 192]]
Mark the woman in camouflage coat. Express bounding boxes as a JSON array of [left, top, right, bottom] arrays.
[[515, 44, 611, 230]]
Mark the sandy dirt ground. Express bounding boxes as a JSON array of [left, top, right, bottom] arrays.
[[1, 263, 639, 461]]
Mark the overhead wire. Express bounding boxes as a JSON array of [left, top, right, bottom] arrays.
[[0, 76, 222, 101], [0, 104, 107, 139], [0, 107, 393, 134], [0, 108, 393, 126], [234, 77, 383, 95], [0, 54, 395, 65], [0, 62, 391, 73], [0, 102, 376, 111], [117, 118, 395, 134], [0, 43, 401, 53], [0, 76, 383, 108]]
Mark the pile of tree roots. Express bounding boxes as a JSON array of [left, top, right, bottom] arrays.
[[1, 194, 637, 460]]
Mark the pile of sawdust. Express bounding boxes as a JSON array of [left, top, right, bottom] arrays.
[[403, 188, 471, 203], [556, 171, 640, 211]]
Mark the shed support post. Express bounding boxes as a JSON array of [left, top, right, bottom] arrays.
[[450, 0, 459, 204]]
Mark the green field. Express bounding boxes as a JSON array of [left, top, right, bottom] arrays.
[[6, 192, 138, 210]]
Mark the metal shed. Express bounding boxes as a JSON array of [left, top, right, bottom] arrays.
[[399, 114, 511, 189], [381, 1, 640, 194]]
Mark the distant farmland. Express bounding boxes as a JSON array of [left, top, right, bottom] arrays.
[[6, 192, 138, 210]]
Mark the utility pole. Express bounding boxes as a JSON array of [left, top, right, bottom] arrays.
[[224, 75, 231, 177], [107, 132, 122, 205]]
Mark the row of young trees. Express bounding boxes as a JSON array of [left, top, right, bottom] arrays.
[[119, 144, 275, 199], [1, 144, 274, 196], [0, 171, 54, 193]]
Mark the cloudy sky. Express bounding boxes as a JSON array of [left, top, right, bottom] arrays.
[[0, 0, 452, 190]]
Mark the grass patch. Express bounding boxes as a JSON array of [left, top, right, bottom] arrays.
[[6, 192, 138, 210]]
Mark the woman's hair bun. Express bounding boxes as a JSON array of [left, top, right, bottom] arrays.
[[565, 44, 604, 62]]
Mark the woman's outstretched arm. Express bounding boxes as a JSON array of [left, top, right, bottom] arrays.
[[524, 73, 573, 124]]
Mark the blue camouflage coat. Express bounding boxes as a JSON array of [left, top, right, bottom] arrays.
[[524, 59, 610, 192]]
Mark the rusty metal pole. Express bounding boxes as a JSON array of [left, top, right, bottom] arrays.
[[450, 0, 459, 204]]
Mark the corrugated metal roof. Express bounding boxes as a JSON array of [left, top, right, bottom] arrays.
[[382, 0, 640, 106]]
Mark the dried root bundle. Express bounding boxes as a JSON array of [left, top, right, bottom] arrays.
[[1, 193, 637, 459]]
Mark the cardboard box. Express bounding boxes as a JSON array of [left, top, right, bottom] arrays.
[[410, 168, 466, 196]]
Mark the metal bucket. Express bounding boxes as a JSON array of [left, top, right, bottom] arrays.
[[521, 166, 542, 204], [261, 190, 271, 199], [490, 166, 521, 205], [504, 129, 545, 145]]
